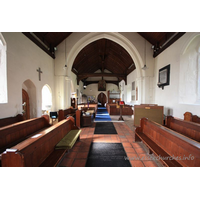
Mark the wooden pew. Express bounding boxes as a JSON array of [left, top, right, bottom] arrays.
[[0, 115, 51, 154], [58, 107, 76, 122], [166, 116, 200, 142], [135, 118, 200, 167], [0, 114, 24, 128], [184, 112, 200, 124], [1, 117, 80, 167]]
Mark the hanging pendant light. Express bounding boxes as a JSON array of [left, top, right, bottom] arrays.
[[64, 39, 67, 68], [142, 39, 148, 70]]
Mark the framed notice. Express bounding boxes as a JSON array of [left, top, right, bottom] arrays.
[[158, 64, 170, 89]]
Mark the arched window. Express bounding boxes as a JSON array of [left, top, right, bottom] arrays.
[[179, 35, 200, 105], [0, 33, 7, 103], [42, 85, 52, 113]]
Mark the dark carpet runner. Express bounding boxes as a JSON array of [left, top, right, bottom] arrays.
[[86, 142, 131, 167], [94, 122, 117, 134]]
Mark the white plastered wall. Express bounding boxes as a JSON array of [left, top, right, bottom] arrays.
[[154, 32, 200, 119], [0, 32, 55, 118]]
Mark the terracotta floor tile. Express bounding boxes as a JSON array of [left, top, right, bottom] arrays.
[[126, 153, 139, 161], [143, 161, 158, 167], [124, 147, 136, 153], [134, 147, 147, 154], [120, 138, 128, 142], [80, 135, 87, 139], [117, 132, 124, 136], [132, 142, 144, 149], [122, 142, 132, 148], [138, 154, 153, 161], [72, 159, 86, 167], [130, 160, 145, 167]]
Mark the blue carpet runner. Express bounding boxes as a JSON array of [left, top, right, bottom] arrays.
[[94, 107, 112, 122]]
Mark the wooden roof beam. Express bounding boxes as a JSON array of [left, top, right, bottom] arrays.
[[85, 80, 119, 86], [77, 73, 127, 85]]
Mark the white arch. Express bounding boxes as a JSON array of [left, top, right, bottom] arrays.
[[67, 32, 143, 78], [181, 33, 200, 55]]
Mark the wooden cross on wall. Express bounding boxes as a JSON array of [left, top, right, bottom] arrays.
[[36, 67, 43, 81]]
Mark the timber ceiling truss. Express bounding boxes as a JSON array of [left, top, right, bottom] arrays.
[[23, 32, 185, 86]]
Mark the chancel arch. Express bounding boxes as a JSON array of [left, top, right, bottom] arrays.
[[66, 32, 145, 105]]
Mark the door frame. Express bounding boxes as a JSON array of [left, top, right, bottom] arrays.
[[22, 89, 30, 119]]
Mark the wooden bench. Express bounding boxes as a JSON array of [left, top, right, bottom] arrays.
[[1, 116, 81, 167], [0, 114, 24, 128], [184, 112, 200, 124], [166, 116, 200, 142], [58, 107, 77, 122], [0, 115, 51, 155], [135, 118, 200, 167]]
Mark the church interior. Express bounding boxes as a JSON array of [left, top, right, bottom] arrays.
[[1, 0, 200, 197], [0, 32, 200, 169]]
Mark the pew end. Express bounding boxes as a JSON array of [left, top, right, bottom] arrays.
[[1, 149, 25, 167]]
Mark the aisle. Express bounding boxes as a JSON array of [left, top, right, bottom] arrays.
[[94, 107, 112, 122]]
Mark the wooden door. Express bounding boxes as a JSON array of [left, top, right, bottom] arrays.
[[97, 92, 107, 107], [22, 89, 30, 120]]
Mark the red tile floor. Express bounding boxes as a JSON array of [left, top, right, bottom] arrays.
[[58, 122, 164, 167]]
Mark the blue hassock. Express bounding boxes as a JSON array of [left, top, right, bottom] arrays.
[[94, 107, 112, 122]]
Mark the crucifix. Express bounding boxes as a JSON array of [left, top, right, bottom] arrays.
[[36, 67, 43, 81]]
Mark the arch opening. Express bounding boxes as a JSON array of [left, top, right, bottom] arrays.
[[22, 79, 37, 118], [42, 84, 52, 114]]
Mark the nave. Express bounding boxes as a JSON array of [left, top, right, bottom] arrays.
[[57, 119, 163, 167]]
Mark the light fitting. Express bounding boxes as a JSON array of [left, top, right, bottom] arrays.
[[143, 39, 148, 70]]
